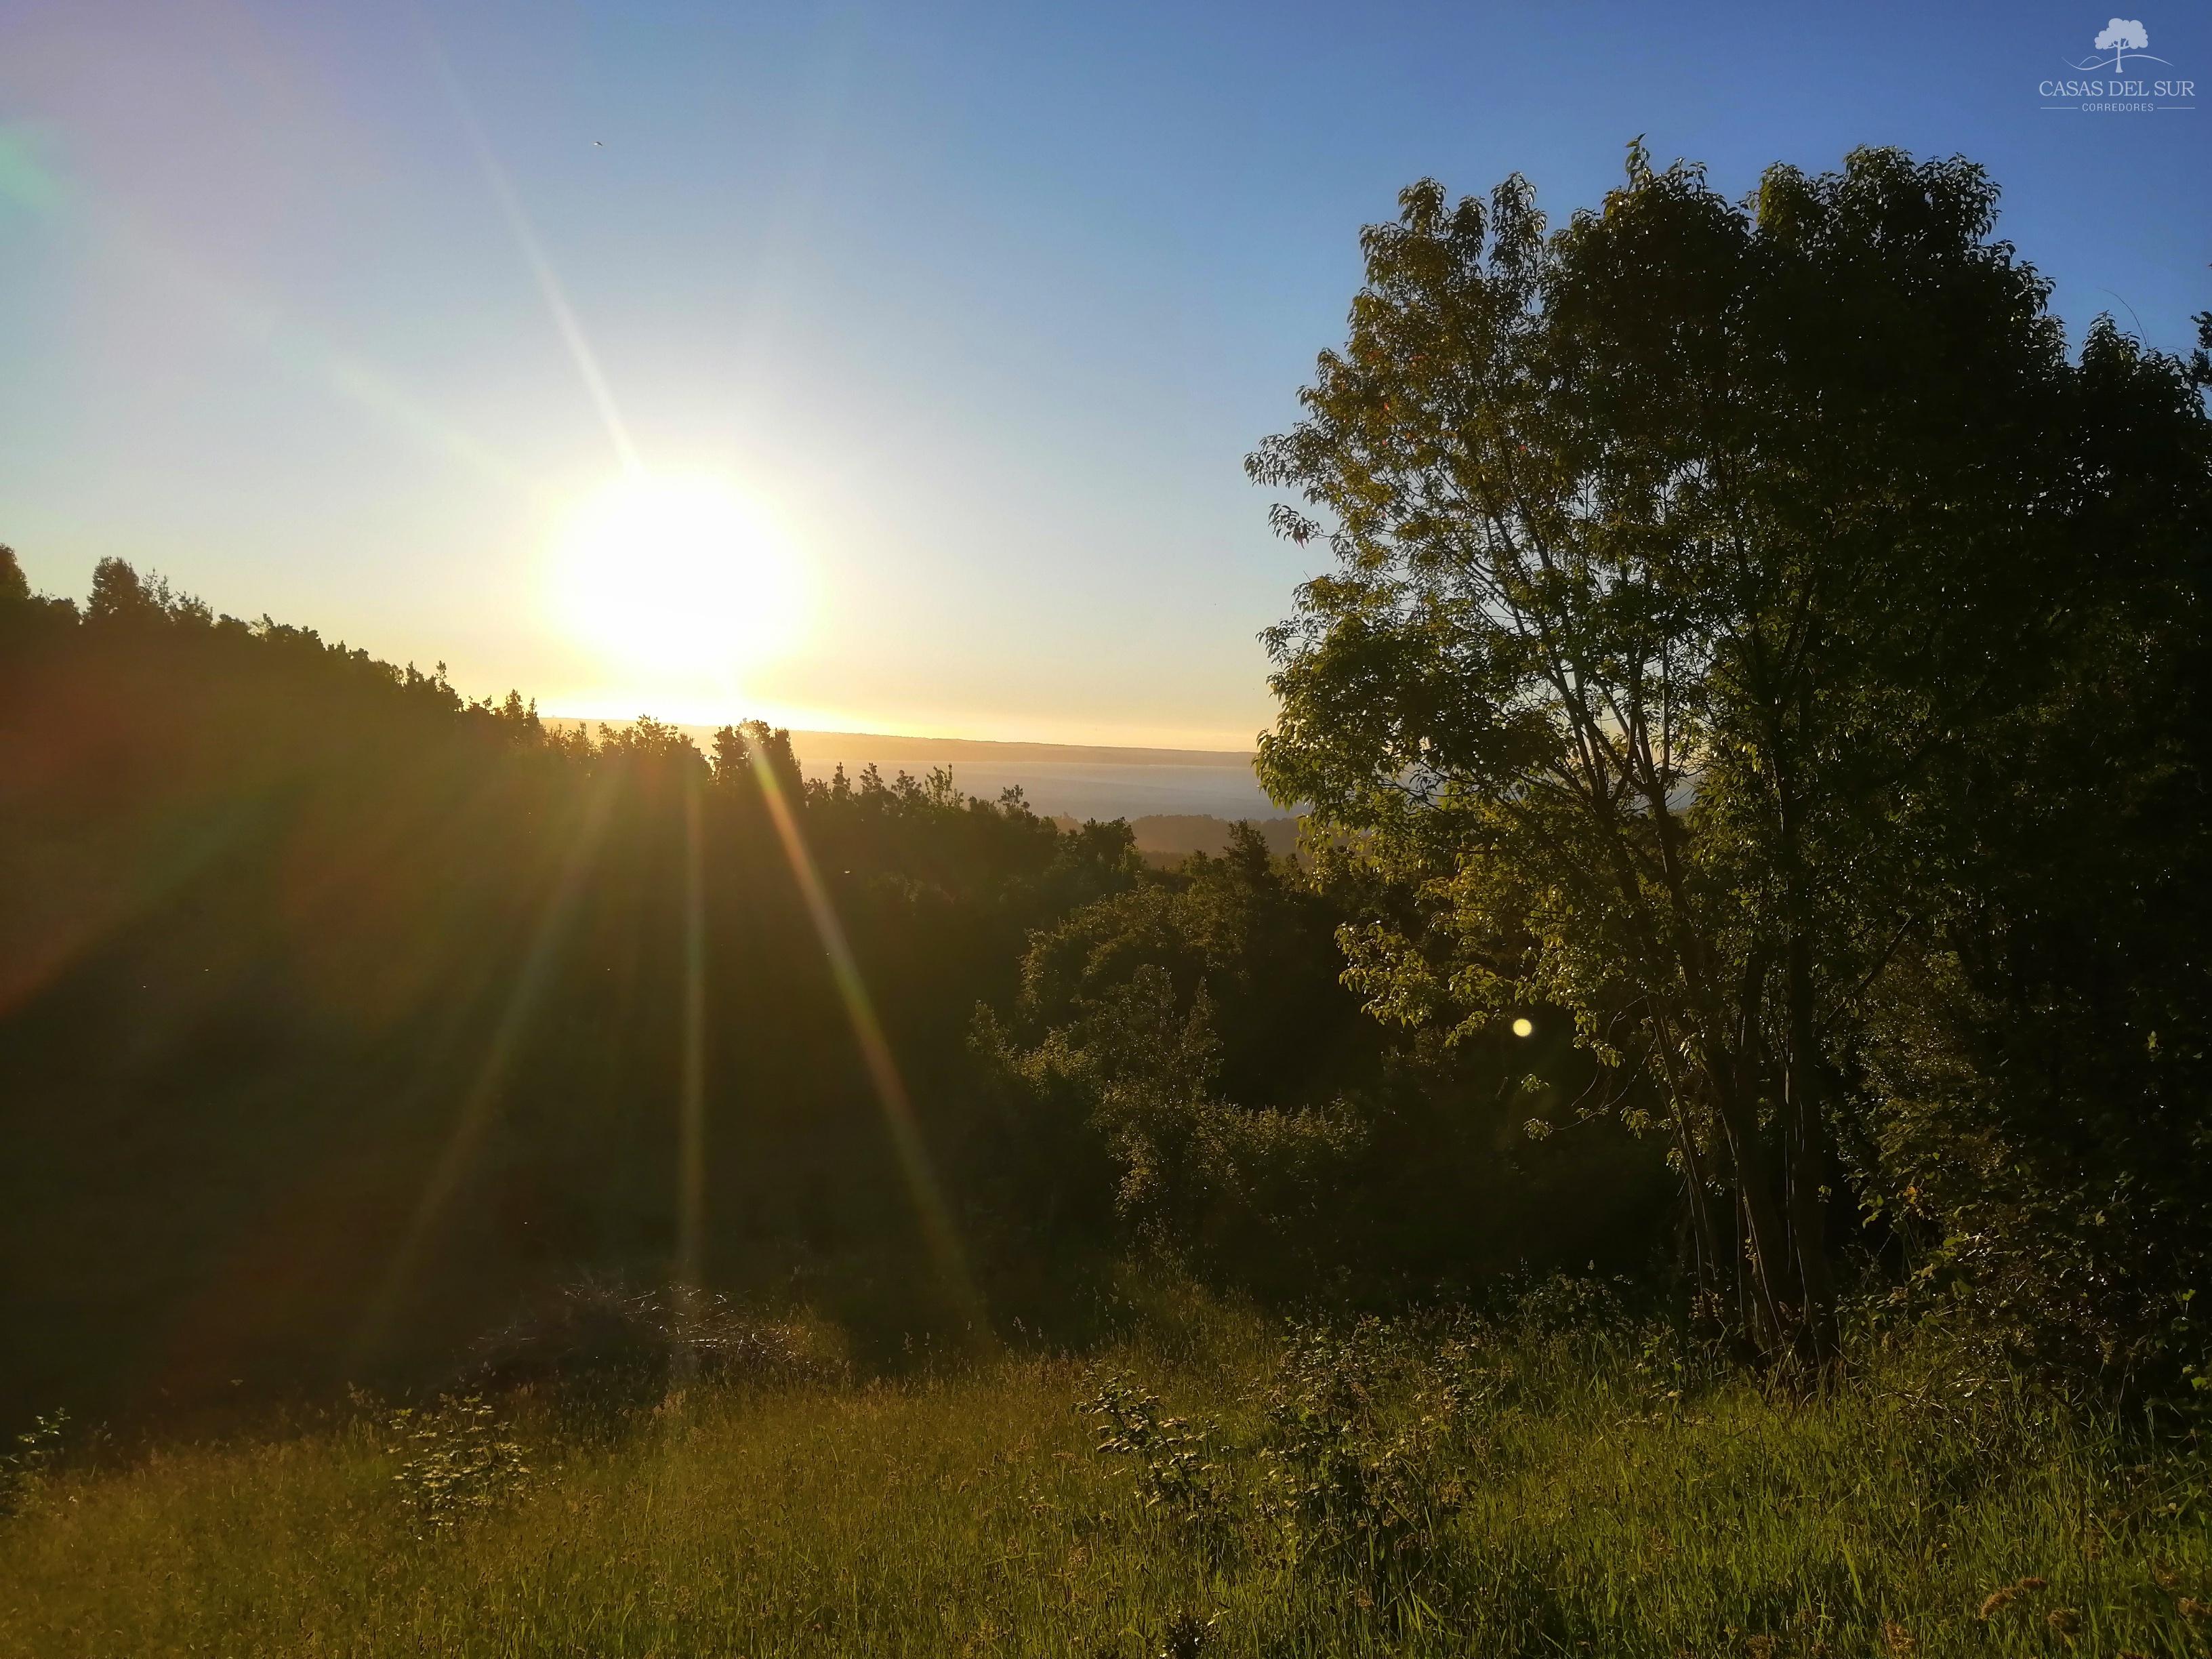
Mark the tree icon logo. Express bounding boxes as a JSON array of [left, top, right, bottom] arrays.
[[2072, 17, 2168, 73]]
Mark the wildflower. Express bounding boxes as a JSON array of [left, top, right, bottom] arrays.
[[1978, 1586, 2018, 1620], [1881, 1620, 1916, 1655], [2020, 1576, 2048, 1591], [2046, 1607, 2081, 1637]]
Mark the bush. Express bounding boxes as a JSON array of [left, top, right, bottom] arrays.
[[0, 1409, 66, 1515], [1080, 1372, 1229, 1535], [388, 1395, 531, 1531], [466, 1279, 842, 1416], [1256, 1321, 1458, 1589], [977, 830, 1667, 1294]]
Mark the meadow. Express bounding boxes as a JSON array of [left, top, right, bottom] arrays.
[[5, 1280, 2208, 1659]]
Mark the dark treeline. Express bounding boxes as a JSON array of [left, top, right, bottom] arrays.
[[0, 552, 1641, 1434]]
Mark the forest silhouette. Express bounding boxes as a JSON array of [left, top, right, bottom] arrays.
[[0, 550, 1647, 1434]]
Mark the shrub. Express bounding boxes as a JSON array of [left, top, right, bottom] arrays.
[[1080, 1372, 1229, 1532], [466, 1279, 841, 1416], [0, 1409, 66, 1515], [1256, 1322, 1457, 1591], [388, 1395, 531, 1531]]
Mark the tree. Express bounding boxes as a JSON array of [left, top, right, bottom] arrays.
[[1250, 144, 2204, 1361], [0, 545, 81, 648]]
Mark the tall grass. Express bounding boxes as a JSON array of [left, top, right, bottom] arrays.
[[3, 1285, 2207, 1657]]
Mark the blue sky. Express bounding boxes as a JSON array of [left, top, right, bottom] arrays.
[[1, 0, 2204, 747]]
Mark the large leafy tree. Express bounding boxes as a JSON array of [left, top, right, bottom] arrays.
[[1251, 143, 2208, 1360]]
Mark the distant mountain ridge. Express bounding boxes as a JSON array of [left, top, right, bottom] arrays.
[[785, 730, 1254, 770], [1054, 812, 1305, 866], [546, 720, 1283, 823]]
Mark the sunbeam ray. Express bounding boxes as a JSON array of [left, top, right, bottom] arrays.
[[422, 31, 642, 478], [737, 727, 982, 1319], [674, 770, 708, 1386], [352, 773, 619, 1364]]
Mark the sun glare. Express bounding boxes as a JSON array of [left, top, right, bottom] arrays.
[[554, 474, 809, 677]]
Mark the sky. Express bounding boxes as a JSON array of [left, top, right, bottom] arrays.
[[1, 1, 2205, 750]]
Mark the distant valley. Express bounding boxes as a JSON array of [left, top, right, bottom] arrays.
[[550, 720, 1302, 859]]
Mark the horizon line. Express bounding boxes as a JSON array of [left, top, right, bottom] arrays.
[[536, 710, 1264, 762]]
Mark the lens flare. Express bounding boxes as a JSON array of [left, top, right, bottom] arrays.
[[737, 728, 982, 1319], [352, 777, 618, 1366], [674, 772, 708, 1385]]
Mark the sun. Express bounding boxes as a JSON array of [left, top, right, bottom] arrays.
[[553, 474, 809, 676]]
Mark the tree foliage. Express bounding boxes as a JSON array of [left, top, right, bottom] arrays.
[[975, 828, 1666, 1294], [1250, 144, 2212, 1373], [0, 560, 1141, 1425]]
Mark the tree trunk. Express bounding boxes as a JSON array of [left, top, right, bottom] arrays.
[[1783, 930, 1838, 1364], [1640, 764, 1803, 1359], [1703, 1058, 1796, 1355], [1652, 1032, 1727, 1324]]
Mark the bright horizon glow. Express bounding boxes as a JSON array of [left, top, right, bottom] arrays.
[[551, 473, 811, 688], [531, 697, 1263, 754]]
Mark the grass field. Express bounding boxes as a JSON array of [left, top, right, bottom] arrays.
[[4, 1283, 2209, 1658]]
